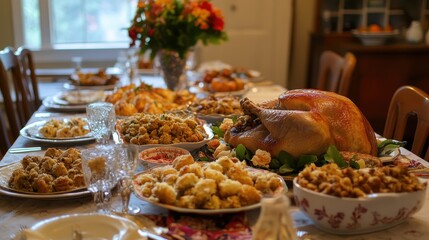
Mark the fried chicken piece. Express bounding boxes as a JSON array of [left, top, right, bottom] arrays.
[[239, 185, 262, 205], [216, 156, 235, 173], [192, 178, 217, 206], [219, 179, 242, 198], [52, 162, 68, 178], [9, 169, 32, 192], [178, 163, 203, 178], [44, 148, 63, 158], [175, 173, 199, 192], [225, 164, 253, 186], [177, 195, 196, 209], [205, 162, 223, 172], [203, 195, 221, 209], [134, 173, 157, 185], [52, 176, 74, 192], [221, 195, 242, 208], [172, 154, 194, 171], [32, 174, 54, 193], [152, 182, 177, 205], [204, 168, 227, 183]]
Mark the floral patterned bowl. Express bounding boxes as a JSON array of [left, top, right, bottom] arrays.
[[293, 178, 427, 235]]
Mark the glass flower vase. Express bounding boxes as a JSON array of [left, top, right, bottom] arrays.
[[157, 49, 187, 90]]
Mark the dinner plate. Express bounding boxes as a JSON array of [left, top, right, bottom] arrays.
[[132, 166, 287, 215], [52, 90, 105, 105], [197, 83, 250, 97], [197, 113, 240, 124], [116, 123, 214, 152], [63, 82, 118, 91], [42, 96, 86, 112], [27, 213, 142, 239], [20, 120, 95, 143], [0, 162, 90, 200]]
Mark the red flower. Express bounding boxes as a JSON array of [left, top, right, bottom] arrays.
[[199, 1, 212, 11], [211, 16, 224, 31], [148, 28, 155, 36]]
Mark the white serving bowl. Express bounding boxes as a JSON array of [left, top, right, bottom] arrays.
[[293, 178, 427, 235], [139, 146, 190, 168], [352, 30, 400, 46]]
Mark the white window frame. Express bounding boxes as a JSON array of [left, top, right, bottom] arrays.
[[11, 0, 131, 64]]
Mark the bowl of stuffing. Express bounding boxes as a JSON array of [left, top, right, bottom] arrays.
[[293, 163, 427, 235]]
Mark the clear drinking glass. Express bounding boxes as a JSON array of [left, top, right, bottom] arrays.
[[81, 146, 118, 213], [115, 144, 140, 214], [86, 102, 116, 145]]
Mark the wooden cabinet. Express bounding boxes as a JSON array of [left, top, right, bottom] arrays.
[[316, 0, 429, 33], [308, 34, 429, 133], [309, 1, 429, 133]]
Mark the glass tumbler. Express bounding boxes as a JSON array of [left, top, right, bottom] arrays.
[[81, 145, 118, 213], [86, 102, 116, 145]]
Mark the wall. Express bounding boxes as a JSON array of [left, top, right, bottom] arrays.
[[0, 0, 316, 89], [288, 0, 316, 89], [0, 0, 14, 47]]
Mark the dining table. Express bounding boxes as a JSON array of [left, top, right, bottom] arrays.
[[1, 74, 429, 240]]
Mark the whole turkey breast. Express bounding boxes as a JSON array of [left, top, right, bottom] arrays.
[[224, 89, 378, 158]]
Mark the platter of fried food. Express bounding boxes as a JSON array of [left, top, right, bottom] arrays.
[[20, 118, 94, 143], [0, 148, 90, 199], [132, 155, 287, 214], [115, 112, 213, 151], [104, 83, 196, 117], [66, 69, 119, 90], [195, 68, 250, 97], [188, 95, 243, 123]]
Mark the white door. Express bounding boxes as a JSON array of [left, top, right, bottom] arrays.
[[197, 0, 292, 86]]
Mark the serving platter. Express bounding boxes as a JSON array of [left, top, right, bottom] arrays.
[[115, 122, 214, 152], [26, 213, 140, 239], [132, 166, 287, 215], [20, 119, 95, 143], [0, 162, 90, 200], [52, 90, 105, 105], [63, 82, 118, 91]]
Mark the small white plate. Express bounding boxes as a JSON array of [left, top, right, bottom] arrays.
[[197, 113, 240, 124], [42, 96, 86, 112], [27, 213, 142, 239], [20, 120, 95, 143], [52, 90, 105, 105]]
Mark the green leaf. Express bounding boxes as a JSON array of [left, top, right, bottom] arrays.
[[324, 145, 348, 168], [350, 160, 360, 169], [199, 156, 211, 162], [278, 151, 296, 169], [279, 163, 294, 174], [235, 144, 247, 161], [377, 139, 406, 149], [297, 155, 318, 169], [211, 126, 224, 138], [269, 158, 281, 169]]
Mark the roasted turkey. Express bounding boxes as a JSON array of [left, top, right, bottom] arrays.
[[224, 89, 378, 158]]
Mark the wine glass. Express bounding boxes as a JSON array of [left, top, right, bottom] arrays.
[[86, 102, 116, 145], [81, 146, 118, 213], [114, 144, 140, 214]]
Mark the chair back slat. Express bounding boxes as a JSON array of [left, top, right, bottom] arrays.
[[383, 85, 429, 161], [317, 50, 356, 97]]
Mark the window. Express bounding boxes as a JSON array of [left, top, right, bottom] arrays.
[[13, 0, 137, 62]]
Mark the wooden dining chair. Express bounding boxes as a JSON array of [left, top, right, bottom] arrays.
[[0, 58, 20, 150], [383, 86, 429, 161], [0, 47, 32, 141], [15, 47, 41, 109], [316, 50, 356, 97]]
